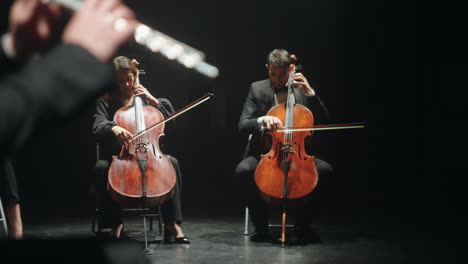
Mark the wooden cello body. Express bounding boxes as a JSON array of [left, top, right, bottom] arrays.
[[254, 103, 318, 200]]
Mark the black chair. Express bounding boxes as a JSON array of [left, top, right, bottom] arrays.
[[91, 142, 163, 251], [91, 192, 163, 237]]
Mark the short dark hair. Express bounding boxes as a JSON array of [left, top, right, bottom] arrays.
[[112, 56, 138, 76], [266, 49, 291, 67]]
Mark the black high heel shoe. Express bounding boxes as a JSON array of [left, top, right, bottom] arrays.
[[163, 229, 190, 244]]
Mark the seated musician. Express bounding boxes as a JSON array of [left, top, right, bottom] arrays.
[[93, 56, 189, 243], [235, 49, 334, 243]]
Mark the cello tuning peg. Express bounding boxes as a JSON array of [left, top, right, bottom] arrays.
[[295, 64, 303, 72]]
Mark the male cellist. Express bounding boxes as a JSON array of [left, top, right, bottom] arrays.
[[235, 48, 333, 243]]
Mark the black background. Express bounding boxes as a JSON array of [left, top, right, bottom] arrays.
[[1, 1, 465, 243]]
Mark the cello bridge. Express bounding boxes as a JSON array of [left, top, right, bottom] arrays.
[[135, 143, 148, 154], [280, 144, 295, 154]]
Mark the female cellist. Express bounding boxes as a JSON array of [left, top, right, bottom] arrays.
[[93, 56, 189, 243], [235, 49, 334, 244]]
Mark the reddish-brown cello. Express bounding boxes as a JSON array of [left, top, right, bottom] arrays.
[[107, 67, 176, 208], [254, 93, 318, 199]]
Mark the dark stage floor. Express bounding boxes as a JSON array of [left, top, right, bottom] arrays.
[[1, 205, 431, 264]]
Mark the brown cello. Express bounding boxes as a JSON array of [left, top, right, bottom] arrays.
[[107, 66, 176, 209]]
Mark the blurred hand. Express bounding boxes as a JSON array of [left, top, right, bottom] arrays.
[[62, 0, 137, 62], [8, 0, 61, 61]]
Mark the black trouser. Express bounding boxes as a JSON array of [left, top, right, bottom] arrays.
[[235, 155, 333, 233], [0, 158, 19, 204], [95, 155, 183, 229]]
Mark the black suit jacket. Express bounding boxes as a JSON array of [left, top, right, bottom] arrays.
[[238, 79, 330, 157], [0, 43, 114, 157]]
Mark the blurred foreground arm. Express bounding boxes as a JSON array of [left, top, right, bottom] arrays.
[[0, 0, 137, 156]]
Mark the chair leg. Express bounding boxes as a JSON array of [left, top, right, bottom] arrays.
[[0, 197, 9, 237], [158, 206, 163, 236], [91, 210, 96, 233], [142, 215, 153, 254], [92, 192, 102, 234], [244, 206, 249, 235], [149, 214, 154, 231]]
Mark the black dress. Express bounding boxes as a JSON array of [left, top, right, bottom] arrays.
[[93, 96, 183, 229]]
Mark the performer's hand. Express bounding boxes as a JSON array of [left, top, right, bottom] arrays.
[[7, 0, 61, 62], [111, 126, 133, 145], [134, 85, 159, 107], [293, 72, 315, 96], [62, 0, 137, 62], [262, 116, 283, 131]]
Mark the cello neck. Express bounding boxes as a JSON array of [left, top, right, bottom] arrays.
[[284, 67, 297, 143], [133, 70, 146, 134]]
